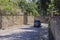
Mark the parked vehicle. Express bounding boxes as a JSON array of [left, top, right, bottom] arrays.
[[34, 19, 41, 27]]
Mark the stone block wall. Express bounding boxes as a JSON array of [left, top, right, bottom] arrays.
[[28, 16, 34, 25], [0, 16, 34, 28], [50, 16, 60, 40]]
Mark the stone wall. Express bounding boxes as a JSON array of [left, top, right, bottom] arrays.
[[28, 16, 34, 25], [1, 16, 34, 28], [50, 16, 60, 40]]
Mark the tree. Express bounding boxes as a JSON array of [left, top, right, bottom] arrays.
[[36, 0, 51, 16], [54, 0, 60, 13], [0, 0, 20, 15], [19, 0, 39, 24], [19, 0, 39, 17]]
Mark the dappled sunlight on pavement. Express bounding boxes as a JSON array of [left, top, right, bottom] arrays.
[[0, 23, 48, 40]]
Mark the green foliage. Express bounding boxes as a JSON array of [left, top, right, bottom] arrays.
[[48, 0, 55, 10], [0, 0, 39, 17], [36, 0, 51, 16], [0, 0, 20, 15], [47, 0, 54, 13], [54, 0, 60, 13], [36, 0, 41, 14], [19, 0, 39, 17]]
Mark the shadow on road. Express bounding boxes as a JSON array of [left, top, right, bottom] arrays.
[[0, 26, 48, 40]]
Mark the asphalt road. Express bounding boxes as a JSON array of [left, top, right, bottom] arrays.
[[0, 23, 48, 40]]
